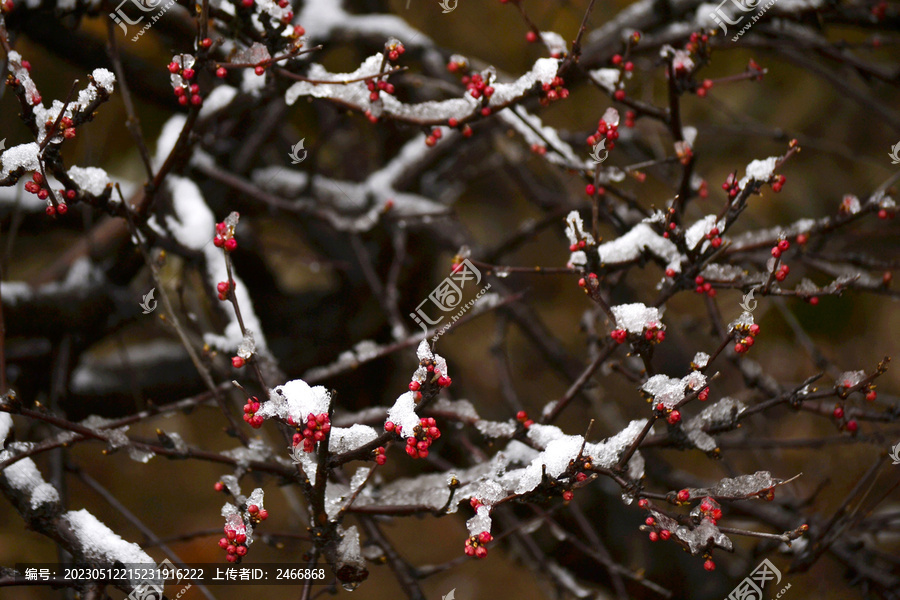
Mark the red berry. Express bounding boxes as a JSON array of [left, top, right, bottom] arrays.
[[191, 94, 203, 106], [624, 61, 634, 72], [638, 499, 649, 509], [56, 203, 68, 215], [218, 538, 229, 548], [660, 529, 670, 540], [224, 238, 238, 252], [409, 381, 420, 391], [833, 406, 844, 419], [749, 324, 760, 336], [167, 62, 180, 73], [809, 296, 819, 305], [611, 54, 622, 66], [474, 545, 488, 558], [225, 554, 237, 563], [846, 420, 858, 432], [704, 559, 715, 571], [585, 184, 596, 196], [797, 233, 809, 244], [866, 390, 877, 401], [525, 31, 537, 43], [200, 37, 212, 48], [226, 544, 237, 554], [667, 410, 681, 425], [216, 67, 227, 78], [645, 516, 655, 526], [778, 239, 790, 251], [562, 490, 574, 501], [677, 489, 690, 502], [614, 89, 626, 101], [232, 356, 245, 368], [236, 545, 248, 556], [478, 531, 493, 544], [182, 68, 195, 80], [665, 268, 676, 278], [771, 247, 781, 258], [214, 481, 225, 492], [258, 509, 268, 520], [649, 531, 659, 542]]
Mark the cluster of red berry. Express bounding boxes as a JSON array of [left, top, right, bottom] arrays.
[[578, 272, 599, 291], [242, 397, 264, 429], [42, 115, 77, 141], [692, 275, 717, 298], [771, 174, 786, 192], [539, 76, 569, 107], [832, 404, 859, 433], [704, 227, 722, 249], [214, 219, 238, 251], [586, 116, 620, 151], [373, 446, 387, 465], [464, 531, 492, 559], [733, 322, 761, 355], [26, 172, 73, 216], [404, 417, 440, 459], [515, 410, 534, 429], [216, 280, 235, 301], [722, 173, 740, 199], [366, 77, 396, 102], [292, 412, 331, 453], [655, 402, 681, 425], [1, 0, 14, 14], [684, 31, 710, 56], [386, 40, 405, 62], [167, 58, 202, 107]]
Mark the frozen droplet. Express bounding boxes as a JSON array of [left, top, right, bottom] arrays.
[[495, 268, 510, 278], [342, 582, 359, 592]]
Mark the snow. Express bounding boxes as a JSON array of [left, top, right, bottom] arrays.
[[738, 156, 779, 189], [328, 424, 378, 454], [386, 392, 420, 436], [641, 372, 707, 409], [540, 31, 568, 56], [500, 106, 582, 168], [693, 352, 710, 369], [199, 85, 237, 118], [1, 142, 41, 175], [62, 509, 154, 568], [685, 214, 724, 251], [837, 370, 866, 387], [584, 419, 647, 478], [152, 174, 269, 354], [67, 166, 111, 196], [466, 504, 492, 536], [154, 115, 187, 167], [564, 210, 595, 246], [285, 55, 560, 125], [596, 223, 682, 271], [0, 452, 60, 509], [514, 434, 584, 495], [590, 68, 620, 91], [335, 525, 365, 571], [611, 303, 664, 334], [0, 257, 105, 306], [258, 378, 331, 421], [0, 413, 11, 444]]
